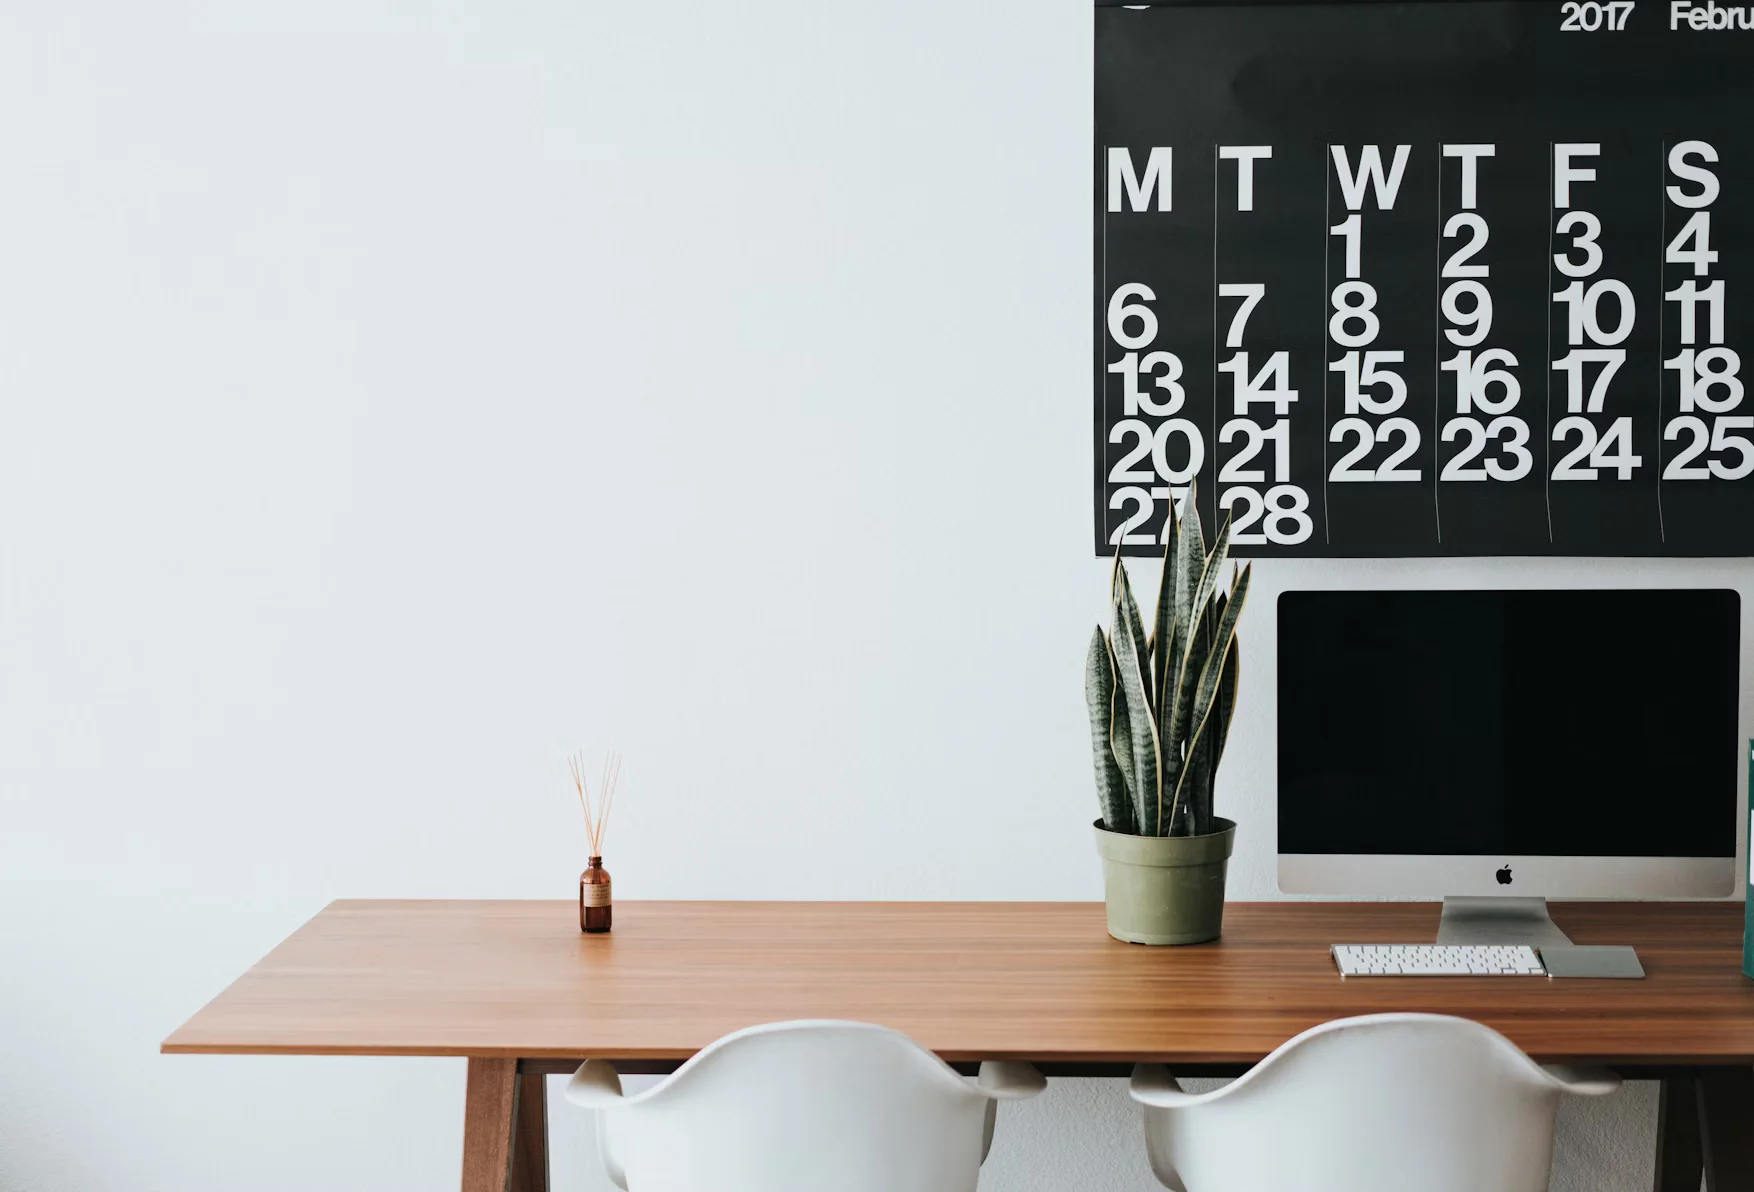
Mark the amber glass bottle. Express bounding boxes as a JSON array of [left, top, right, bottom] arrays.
[[580, 856, 612, 933]]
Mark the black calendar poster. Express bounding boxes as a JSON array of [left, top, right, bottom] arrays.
[[1095, 0, 1754, 556]]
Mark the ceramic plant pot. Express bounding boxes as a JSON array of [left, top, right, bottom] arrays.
[[1093, 817, 1236, 945]]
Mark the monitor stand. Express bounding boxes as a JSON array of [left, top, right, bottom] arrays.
[[1435, 896, 1574, 948]]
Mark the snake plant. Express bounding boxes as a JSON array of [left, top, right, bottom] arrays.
[[1085, 484, 1251, 838]]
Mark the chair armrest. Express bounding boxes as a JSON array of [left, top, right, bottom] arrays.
[[1129, 1063, 1206, 1107], [976, 1061, 1046, 1101], [563, 1059, 626, 1109], [1541, 1064, 1621, 1096]]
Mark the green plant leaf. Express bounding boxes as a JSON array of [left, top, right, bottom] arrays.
[[1151, 503, 1180, 712], [1173, 729, 1208, 836], [1109, 587, 1163, 835], [1167, 562, 1252, 834], [1197, 570, 1245, 835], [1210, 592, 1242, 778], [1158, 599, 1205, 820], [1103, 547, 1138, 811], [1167, 485, 1206, 692], [1205, 585, 1225, 662], [1108, 647, 1136, 818], [1085, 626, 1135, 834], [1165, 495, 1216, 734], [1209, 586, 1226, 648], [1113, 563, 1153, 719], [1182, 517, 1232, 676], [1161, 515, 1231, 815]]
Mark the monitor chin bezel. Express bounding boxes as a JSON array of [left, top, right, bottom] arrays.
[[1277, 854, 1736, 899]]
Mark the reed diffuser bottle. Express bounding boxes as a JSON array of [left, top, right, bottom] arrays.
[[569, 751, 622, 934], [580, 856, 612, 933]]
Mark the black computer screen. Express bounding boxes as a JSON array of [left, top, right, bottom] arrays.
[[1277, 590, 1739, 858]]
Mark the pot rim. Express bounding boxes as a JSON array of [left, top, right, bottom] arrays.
[[1092, 817, 1237, 866], [1091, 816, 1236, 842]]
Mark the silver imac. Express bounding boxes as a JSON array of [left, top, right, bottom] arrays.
[[1276, 589, 1739, 945]]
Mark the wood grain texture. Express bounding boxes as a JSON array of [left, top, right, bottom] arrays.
[[510, 1069, 548, 1192], [161, 900, 1754, 1065], [460, 1058, 516, 1192]]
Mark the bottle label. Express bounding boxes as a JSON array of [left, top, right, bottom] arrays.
[[583, 879, 612, 908]]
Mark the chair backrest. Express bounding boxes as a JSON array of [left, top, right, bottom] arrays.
[[592, 1020, 998, 1192], [1135, 1013, 1619, 1192]]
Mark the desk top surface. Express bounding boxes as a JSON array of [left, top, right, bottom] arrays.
[[161, 899, 1754, 1065]]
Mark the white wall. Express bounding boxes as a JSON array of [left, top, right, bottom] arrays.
[[0, 2, 1742, 1189]]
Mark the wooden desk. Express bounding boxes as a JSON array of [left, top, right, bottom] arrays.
[[163, 900, 1754, 1192]]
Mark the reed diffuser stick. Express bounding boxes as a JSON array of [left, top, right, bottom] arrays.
[[569, 749, 623, 855]]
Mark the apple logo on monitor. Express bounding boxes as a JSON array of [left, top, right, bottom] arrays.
[[1496, 865, 1513, 885]]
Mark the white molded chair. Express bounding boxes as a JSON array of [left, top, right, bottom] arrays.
[[563, 1019, 1046, 1192], [1130, 1012, 1619, 1192]]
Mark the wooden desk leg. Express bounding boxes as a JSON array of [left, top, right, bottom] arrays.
[[1654, 1074, 1702, 1192], [512, 1069, 550, 1192], [461, 1058, 550, 1192], [1697, 1067, 1754, 1192]]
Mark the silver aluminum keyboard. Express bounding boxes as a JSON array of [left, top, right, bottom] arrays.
[[1332, 944, 1546, 977]]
